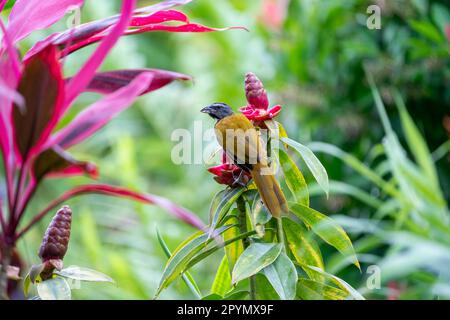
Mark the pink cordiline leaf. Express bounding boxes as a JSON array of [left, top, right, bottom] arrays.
[[16, 184, 205, 239], [25, 8, 192, 60], [83, 68, 191, 95], [0, 0, 7, 12], [63, 0, 136, 111], [48, 72, 153, 150], [12, 45, 64, 162], [66, 23, 247, 55], [7, 0, 85, 44], [32, 146, 98, 182], [130, 10, 188, 26]]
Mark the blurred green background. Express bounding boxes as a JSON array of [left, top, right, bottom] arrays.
[[5, 0, 449, 299]]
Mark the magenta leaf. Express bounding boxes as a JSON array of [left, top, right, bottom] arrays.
[[0, 0, 7, 12], [65, 22, 246, 56], [32, 146, 98, 182], [7, 0, 85, 44], [63, 0, 136, 110], [12, 45, 64, 161], [25, 4, 245, 60], [17, 184, 204, 239], [131, 10, 188, 26], [83, 68, 190, 95], [48, 72, 153, 150]]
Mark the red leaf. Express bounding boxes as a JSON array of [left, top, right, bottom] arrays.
[[0, 19, 21, 206], [130, 10, 189, 26], [65, 23, 245, 55], [24, 1, 194, 60], [25, 4, 246, 60], [12, 45, 64, 162], [84, 68, 191, 95], [32, 146, 98, 182], [63, 0, 136, 110], [0, 0, 7, 12], [17, 184, 205, 239], [7, 0, 84, 43], [46, 72, 153, 150]]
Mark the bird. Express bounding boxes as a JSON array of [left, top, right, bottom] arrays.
[[201, 102, 289, 218]]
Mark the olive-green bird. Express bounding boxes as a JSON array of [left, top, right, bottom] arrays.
[[201, 102, 288, 217]]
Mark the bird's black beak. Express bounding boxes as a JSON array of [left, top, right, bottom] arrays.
[[200, 105, 213, 114]]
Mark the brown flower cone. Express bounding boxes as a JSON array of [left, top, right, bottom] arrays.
[[38, 205, 72, 262]]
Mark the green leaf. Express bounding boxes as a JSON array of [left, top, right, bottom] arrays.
[[36, 277, 71, 300], [202, 293, 223, 300], [211, 255, 232, 296], [281, 137, 329, 196], [431, 3, 450, 34], [232, 243, 283, 284], [210, 187, 246, 232], [28, 263, 45, 284], [308, 142, 402, 200], [289, 202, 360, 269], [297, 278, 350, 300], [209, 190, 227, 224], [56, 266, 114, 283], [278, 149, 309, 206], [224, 290, 249, 300], [186, 230, 257, 270], [394, 91, 439, 186], [23, 274, 32, 297], [156, 225, 232, 297], [222, 211, 244, 271], [262, 252, 298, 300], [255, 274, 279, 300], [283, 218, 324, 280], [296, 264, 364, 300], [409, 19, 445, 43], [156, 228, 202, 299]]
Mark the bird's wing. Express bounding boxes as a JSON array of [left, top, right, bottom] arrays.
[[215, 114, 267, 166]]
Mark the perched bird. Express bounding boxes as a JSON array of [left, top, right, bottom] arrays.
[[201, 102, 288, 218]]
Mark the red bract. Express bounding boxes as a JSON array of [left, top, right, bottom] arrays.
[[208, 153, 250, 187], [239, 72, 282, 122], [0, 0, 242, 295]]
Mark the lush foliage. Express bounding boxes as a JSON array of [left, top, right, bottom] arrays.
[[0, 0, 448, 300]]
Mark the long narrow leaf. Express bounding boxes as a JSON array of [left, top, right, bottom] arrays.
[[48, 72, 153, 150], [232, 243, 282, 284], [84, 69, 190, 95], [7, 0, 84, 43], [278, 149, 309, 205], [12, 45, 64, 161], [283, 218, 324, 280], [156, 228, 201, 299], [289, 202, 360, 269], [17, 184, 204, 239], [281, 137, 329, 197], [156, 225, 232, 297], [262, 252, 298, 300], [63, 0, 136, 109], [210, 255, 232, 297]]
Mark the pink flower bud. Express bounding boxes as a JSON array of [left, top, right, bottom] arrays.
[[245, 72, 269, 109]]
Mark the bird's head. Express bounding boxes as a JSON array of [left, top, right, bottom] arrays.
[[201, 103, 233, 120]]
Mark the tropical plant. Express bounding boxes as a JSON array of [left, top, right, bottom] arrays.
[[22, 205, 114, 300], [309, 71, 450, 299], [156, 72, 363, 300], [0, 0, 239, 299]]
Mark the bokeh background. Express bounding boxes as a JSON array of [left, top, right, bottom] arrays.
[[4, 0, 449, 299]]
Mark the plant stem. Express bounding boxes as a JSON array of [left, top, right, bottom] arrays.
[[236, 196, 257, 300], [0, 245, 12, 300]]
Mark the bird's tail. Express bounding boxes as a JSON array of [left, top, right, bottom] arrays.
[[251, 163, 289, 218]]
